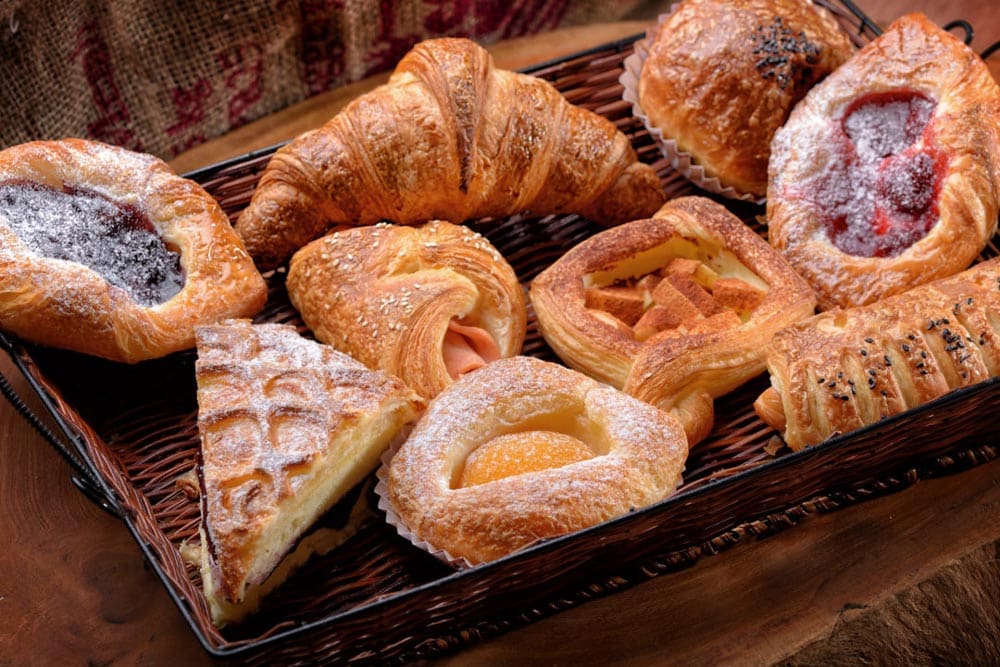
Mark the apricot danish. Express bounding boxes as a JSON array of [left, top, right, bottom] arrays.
[[530, 196, 816, 444], [383, 355, 688, 566], [0, 139, 266, 362], [767, 13, 1000, 310]]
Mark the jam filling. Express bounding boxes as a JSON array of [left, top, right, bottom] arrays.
[[809, 90, 946, 258], [0, 179, 184, 305]]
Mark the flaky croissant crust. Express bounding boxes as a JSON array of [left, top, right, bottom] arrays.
[[754, 257, 1000, 451], [236, 37, 665, 269], [287, 220, 526, 400], [0, 139, 266, 363], [385, 356, 688, 566], [530, 196, 816, 443], [767, 13, 1000, 310]]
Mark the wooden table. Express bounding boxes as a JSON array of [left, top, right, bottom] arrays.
[[3, 2, 1000, 664]]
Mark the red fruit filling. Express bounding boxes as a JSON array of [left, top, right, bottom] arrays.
[[800, 90, 947, 258]]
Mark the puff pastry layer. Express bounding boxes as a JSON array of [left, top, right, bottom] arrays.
[[237, 37, 664, 269], [287, 221, 526, 400], [0, 139, 266, 362], [754, 257, 1000, 451], [194, 320, 423, 626], [638, 0, 852, 197], [530, 196, 816, 443], [767, 13, 1000, 310], [385, 355, 688, 566]]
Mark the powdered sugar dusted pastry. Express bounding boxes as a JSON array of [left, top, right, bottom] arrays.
[[0, 139, 267, 362], [530, 196, 815, 443], [287, 221, 526, 400], [753, 257, 1000, 451], [194, 320, 424, 626], [637, 0, 852, 198], [384, 355, 688, 566], [767, 13, 1000, 310]]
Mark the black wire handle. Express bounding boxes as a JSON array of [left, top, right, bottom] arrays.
[[0, 332, 122, 518]]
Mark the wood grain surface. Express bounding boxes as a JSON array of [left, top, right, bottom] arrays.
[[2, 1, 999, 665]]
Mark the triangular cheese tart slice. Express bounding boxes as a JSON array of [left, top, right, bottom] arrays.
[[192, 319, 424, 626]]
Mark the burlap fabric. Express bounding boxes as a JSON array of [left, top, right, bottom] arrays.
[[0, 0, 647, 161]]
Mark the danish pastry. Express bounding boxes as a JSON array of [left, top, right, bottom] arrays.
[[530, 196, 816, 443], [193, 319, 424, 626], [236, 37, 665, 269], [287, 221, 526, 400], [753, 257, 1000, 451], [383, 355, 688, 566], [0, 139, 267, 363], [636, 0, 852, 198], [767, 13, 1000, 310]]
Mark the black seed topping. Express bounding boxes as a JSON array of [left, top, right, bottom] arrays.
[[901, 344, 911, 352]]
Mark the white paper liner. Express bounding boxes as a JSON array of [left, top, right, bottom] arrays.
[[374, 439, 476, 571], [620, 10, 766, 205]]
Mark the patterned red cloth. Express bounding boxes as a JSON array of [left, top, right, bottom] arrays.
[[0, 0, 646, 159]]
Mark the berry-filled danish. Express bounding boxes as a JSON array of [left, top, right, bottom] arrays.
[[0, 139, 267, 363], [754, 257, 1000, 451], [286, 221, 526, 400], [767, 13, 1000, 310], [382, 356, 688, 566], [530, 196, 816, 444]]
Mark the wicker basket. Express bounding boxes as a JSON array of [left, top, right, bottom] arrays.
[[3, 2, 1000, 663]]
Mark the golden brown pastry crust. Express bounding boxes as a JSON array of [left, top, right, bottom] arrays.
[[767, 13, 1000, 310], [530, 196, 816, 443], [287, 220, 526, 400], [754, 257, 1000, 451], [194, 320, 423, 626], [236, 37, 665, 269], [0, 139, 267, 363], [384, 355, 688, 566], [638, 0, 852, 197]]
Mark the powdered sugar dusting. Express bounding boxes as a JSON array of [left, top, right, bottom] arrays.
[[0, 179, 183, 305]]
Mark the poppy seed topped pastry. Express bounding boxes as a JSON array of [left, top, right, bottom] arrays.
[[0, 139, 267, 362], [637, 0, 852, 198], [767, 13, 1000, 310], [193, 320, 424, 626], [754, 257, 1000, 451], [236, 37, 665, 270]]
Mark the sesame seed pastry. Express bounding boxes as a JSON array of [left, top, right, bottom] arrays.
[[530, 196, 816, 444], [636, 0, 853, 198], [192, 319, 424, 626], [236, 37, 665, 270], [384, 355, 688, 566], [767, 13, 1000, 310], [0, 138, 266, 363], [286, 220, 526, 400], [753, 257, 1000, 451]]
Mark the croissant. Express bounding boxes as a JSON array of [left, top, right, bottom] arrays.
[[383, 355, 688, 566], [767, 13, 1000, 310], [193, 320, 423, 626], [236, 37, 665, 269], [753, 257, 1000, 451], [0, 139, 266, 363], [286, 221, 526, 400], [530, 196, 816, 443]]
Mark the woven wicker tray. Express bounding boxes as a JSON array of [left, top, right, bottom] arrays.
[[3, 2, 1000, 663]]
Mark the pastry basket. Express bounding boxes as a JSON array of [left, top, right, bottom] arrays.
[[3, 1, 1000, 663]]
